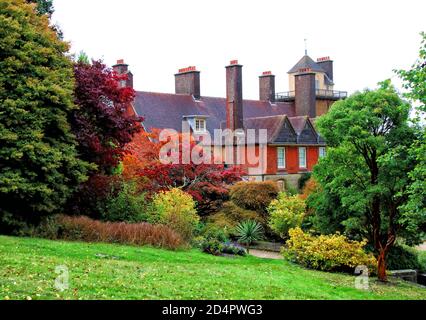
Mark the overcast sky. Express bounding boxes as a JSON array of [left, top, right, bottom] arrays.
[[52, 0, 425, 100]]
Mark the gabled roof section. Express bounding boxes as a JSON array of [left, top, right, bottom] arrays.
[[270, 116, 298, 144], [288, 55, 326, 74], [288, 116, 309, 134], [289, 116, 318, 143]]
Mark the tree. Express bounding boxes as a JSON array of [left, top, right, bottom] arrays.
[[125, 130, 243, 215], [0, 0, 89, 232], [396, 32, 426, 241], [26, 0, 54, 16], [71, 59, 142, 174], [313, 82, 419, 281], [139, 160, 243, 215], [66, 59, 143, 217]]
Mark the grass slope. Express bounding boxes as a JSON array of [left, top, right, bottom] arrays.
[[0, 236, 425, 300]]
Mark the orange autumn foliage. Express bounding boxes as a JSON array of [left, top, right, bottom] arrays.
[[299, 178, 319, 201]]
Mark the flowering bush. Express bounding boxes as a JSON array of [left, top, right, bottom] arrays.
[[283, 227, 377, 273], [267, 194, 306, 239], [150, 188, 199, 241]]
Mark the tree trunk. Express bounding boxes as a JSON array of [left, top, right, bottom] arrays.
[[377, 249, 387, 282]]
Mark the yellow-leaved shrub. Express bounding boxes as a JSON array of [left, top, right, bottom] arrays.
[[282, 227, 377, 273], [150, 188, 199, 242], [267, 193, 306, 239]]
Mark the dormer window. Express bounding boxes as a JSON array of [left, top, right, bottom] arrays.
[[195, 118, 207, 133]]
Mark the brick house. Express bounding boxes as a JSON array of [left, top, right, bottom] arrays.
[[114, 55, 347, 188]]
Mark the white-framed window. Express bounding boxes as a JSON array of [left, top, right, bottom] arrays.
[[319, 147, 326, 158], [299, 147, 307, 169], [120, 80, 127, 88], [277, 147, 286, 169], [194, 119, 207, 133]]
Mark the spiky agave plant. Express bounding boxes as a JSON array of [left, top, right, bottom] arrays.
[[235, 220, 264, 252]]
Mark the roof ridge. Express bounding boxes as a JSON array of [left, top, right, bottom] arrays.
[[244, 115, 287, 121]]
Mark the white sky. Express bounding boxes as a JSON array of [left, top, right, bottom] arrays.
[[52, 0, 426, 100]]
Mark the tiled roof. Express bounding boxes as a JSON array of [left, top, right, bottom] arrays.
[[288, 55, 325, 74], [243, 115, 287, 143], [132, 91, 323, 145], [133, 91, 295, 134]]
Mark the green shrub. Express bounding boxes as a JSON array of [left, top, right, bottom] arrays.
[[298, 173, 312, 190], [150, 188, 199, 241], [283, 227, 377, 273], [200, 223, 229, 242], [229, 181, 279, 216], [268, 193, 305, 239], [102, 181, 148, 223], [207, 202, 264, 235], [386, 245, 422, 271], [35, 215, 184, 250], [195, 223, 246, 256], [235, 220, 264, 246], [418, 251, 426, 273]]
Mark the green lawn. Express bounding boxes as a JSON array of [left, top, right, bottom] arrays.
[[0, 236, 425, 300]]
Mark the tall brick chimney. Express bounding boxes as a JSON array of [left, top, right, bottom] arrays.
[[113, 59, 133, 88], [226, 60, 244, 131], [175, 66, 200, 99], [295, 68, 316, 118], [317, 56, 333, 82], [259, 71, 275, 102]]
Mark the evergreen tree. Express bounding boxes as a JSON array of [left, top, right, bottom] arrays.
[[0, 0, 90, 232]]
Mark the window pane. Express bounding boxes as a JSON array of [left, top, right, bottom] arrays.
[[319, 147, 326, 158], [277, 147, 286, 169], [299, 147, 306, 168], [194, 119, 206, 132]]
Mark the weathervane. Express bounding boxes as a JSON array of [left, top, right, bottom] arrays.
[[304, 38, 308, 56]]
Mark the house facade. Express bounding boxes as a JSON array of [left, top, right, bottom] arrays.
[[114, 55, 347, 188]]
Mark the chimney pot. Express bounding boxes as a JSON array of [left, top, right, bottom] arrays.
[[230, 60, 239, 65], [317, 56, 331, 62], [113, 59, 133, 89], [317, 57, 334, 82]]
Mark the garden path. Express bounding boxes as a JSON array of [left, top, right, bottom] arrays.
[[249, 249, 283, 260]]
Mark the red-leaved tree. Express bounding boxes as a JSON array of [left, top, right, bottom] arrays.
[[67, 59, 143, 217], [124, 129, 243, 215], [72, 60, 143, 173]]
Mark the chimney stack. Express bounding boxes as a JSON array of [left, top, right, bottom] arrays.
[[226, 60, 244, 131], [259, 71, 275, 102], [113, 59, 133, 88], [295, 68, 316, 118], [175, 66, 200, 99], [317, 56, 334, 82]]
